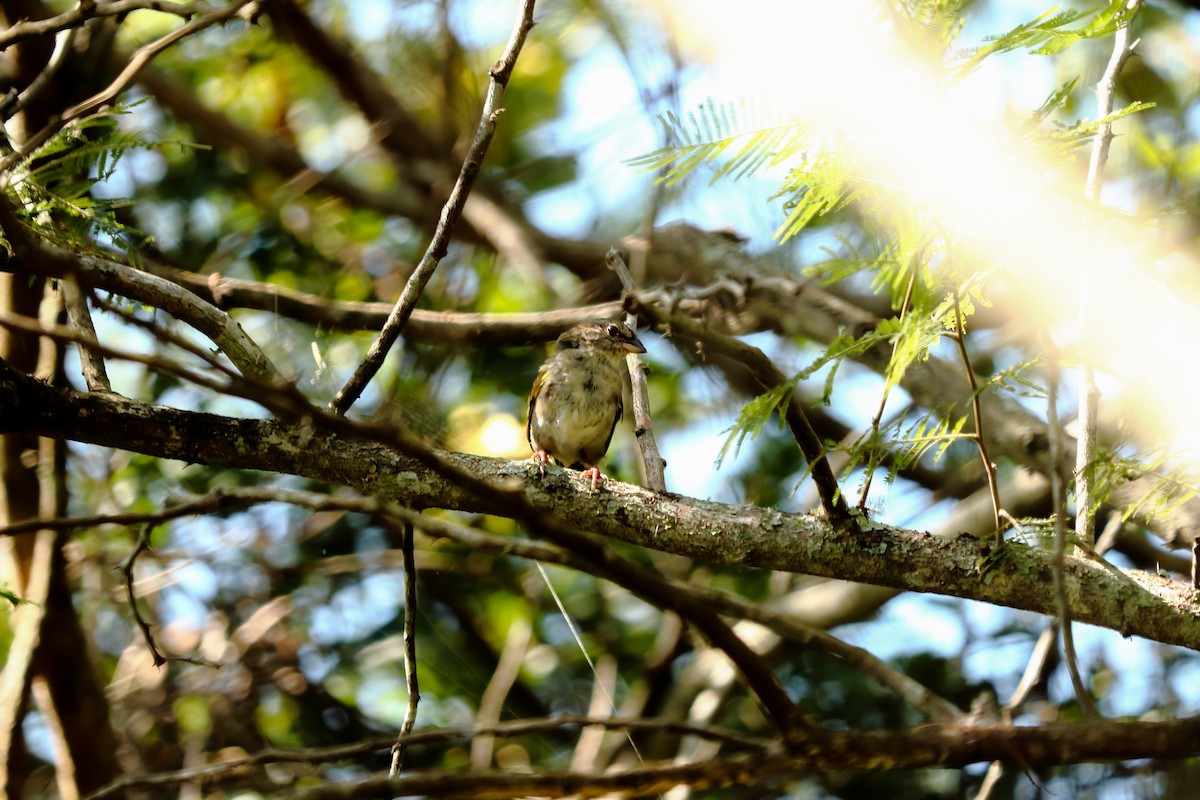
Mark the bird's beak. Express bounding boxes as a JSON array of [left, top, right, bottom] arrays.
[[623, 334, 647, 355]]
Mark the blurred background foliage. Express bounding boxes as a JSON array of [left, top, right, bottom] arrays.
[[4, 0, 1200, 797]]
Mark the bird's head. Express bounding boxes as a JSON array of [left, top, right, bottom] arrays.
[[555, 320, 647, 358]]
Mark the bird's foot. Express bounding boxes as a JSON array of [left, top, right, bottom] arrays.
[[531, 450, 552, 477], [581, 467, 605, 491]]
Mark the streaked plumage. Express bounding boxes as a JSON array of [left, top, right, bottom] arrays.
[[527, 321, 646, 489]]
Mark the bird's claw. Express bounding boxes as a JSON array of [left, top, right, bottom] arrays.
[[582, 467, 604, 491], [532, 450, 551, 478]]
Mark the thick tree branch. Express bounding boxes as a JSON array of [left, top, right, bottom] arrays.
[[85, 714, 770, 800], [0, 233, 281, 381], [3, 358, 1199, 652], [287, 715, 1200, 799]]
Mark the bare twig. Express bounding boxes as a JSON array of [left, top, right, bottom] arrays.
[[570, 655, 619, 774], [0, 1, 257, 176], [85, 714, 771, 800], [972, 525, 1128, 800], [0, 200, 281, 381], [637, 302, 850, 524], [120, 524, 167, 667], [11, 244, 622, 344], [89, 292, 264, 383], [1042, 333, 1099, 719], [0, 309, 239, 397], [971, 622, 1059, 799], [388, 521, 422, 776], [950, 290, 1003, 545], [59, 279, 110, 392], [1077, 0, 1142, 552], [859, 261, 917, 510], [0, 27, 77, 122], [0, 0, 217, 51], [0, 490, 253, 537], [606, 248, 667, 491], [63, 1, 255, 123], [1085, 1, 1143, 204], [119, 524, 219, 668], [328, 0, 538, 415]]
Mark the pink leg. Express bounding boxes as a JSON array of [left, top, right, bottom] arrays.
[[581, 467, 604, 490], [531, 450, 551, 477]]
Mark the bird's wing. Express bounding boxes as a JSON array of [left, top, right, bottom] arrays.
[[526, 367, 547, 451], [597, 395, 623, 461]]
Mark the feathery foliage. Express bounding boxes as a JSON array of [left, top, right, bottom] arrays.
[[7, 105, 159, 253], [636, 0, 1167, 521], [628, 97, 808, 186], [953, 0, 1138, 75]]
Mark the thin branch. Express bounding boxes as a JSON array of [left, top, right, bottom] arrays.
[[116, 485, 958, 724], [606, 248, 666, 491], [1077, 0, 1142, 551], [636, 301, 850, 524], [119, 524, 218, 668], [63, 1, 253, 122], [0, 308, 240, 396], [570, 655, 620, 773], [972, 622, 1059, 800], [120, 524, 166, 667], [1042, 332, 1099, 719], [59, 279, 110, 392], [0, 0, 217, 51], [282, 715, 1200, 799], [0, 490, 254, 536], [0, 27, 77, 122], [0, 1, 256, 176], [950, 290, 1003, 545], [388, 521, 421, 777], [859, 261, 917, 510], [328, 0, 538, 414], [537, 563, 646, 774], [0, 204, 281, 381], [84, 714, 771, 800], [13, 244, 623, 344], [1084, 0, 1143, 203], [470, 618, 532, 768]]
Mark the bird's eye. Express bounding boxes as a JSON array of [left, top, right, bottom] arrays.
[[606, 324, 620, 337]]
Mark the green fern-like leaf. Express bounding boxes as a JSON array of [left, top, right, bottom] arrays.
[[716, 329, 887, 467], [7, 104, 172, 252], [1049, 101, 1156, 148], [1033, 77, 1081, 124], [773, 151, 856, 242], [954, 1, 1135, 76], [716, 381, 795, 468], [1090, 448, 1200, 525], [629, 98, 808, 187]]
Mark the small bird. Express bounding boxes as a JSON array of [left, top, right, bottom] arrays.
[[527, 320, 646, 489]]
